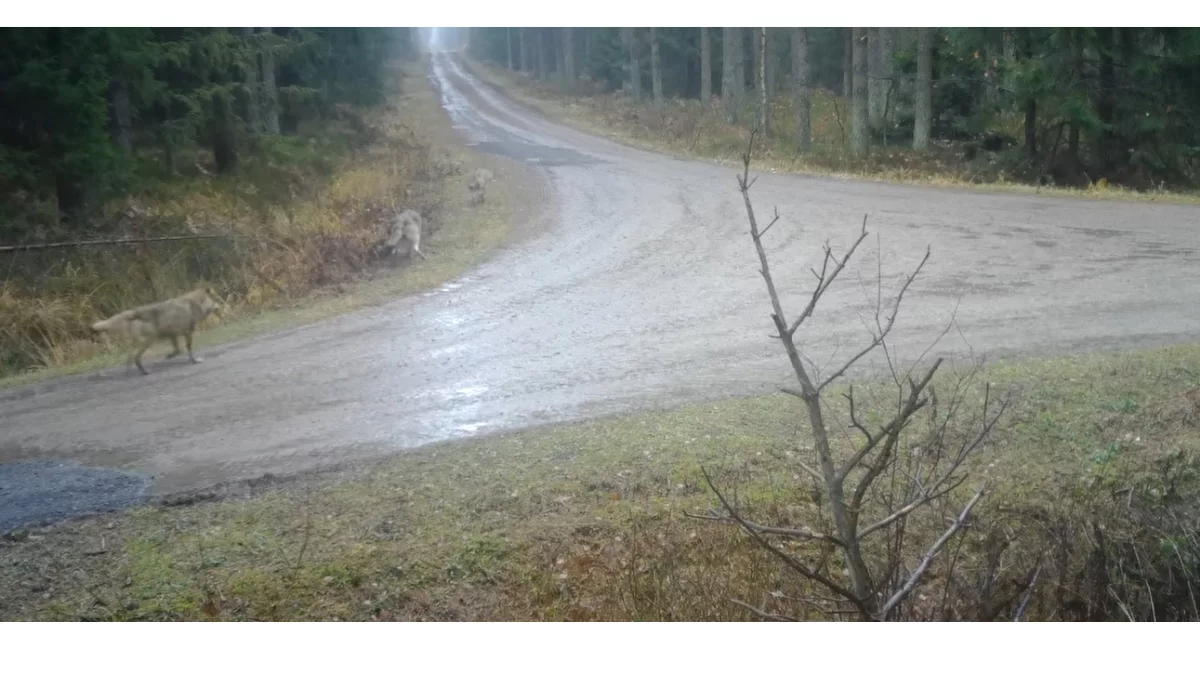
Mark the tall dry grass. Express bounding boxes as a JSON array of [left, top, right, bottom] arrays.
[[0, 62, 460, 377], [470, 60, 1200, 202]]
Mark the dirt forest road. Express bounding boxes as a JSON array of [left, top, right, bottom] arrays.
[[3, 52, 1200, 517]]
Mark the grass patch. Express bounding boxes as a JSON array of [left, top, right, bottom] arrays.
[[465, 58, 1200, 206], [3, 343, 1199, 620], [0, 56, 540, 388]]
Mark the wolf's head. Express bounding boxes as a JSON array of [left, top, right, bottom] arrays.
[[195, 286, 225, 319]]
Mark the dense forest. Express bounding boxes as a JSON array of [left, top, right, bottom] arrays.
[[468, 28, 1200, 190], [0, 28, 433, 375], [0, 28, 417, 237]]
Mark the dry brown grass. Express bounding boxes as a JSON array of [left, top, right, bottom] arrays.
[[466, 59, 1200, 206], [0, 57, 537, 384], [2, 344, 1198, 621]]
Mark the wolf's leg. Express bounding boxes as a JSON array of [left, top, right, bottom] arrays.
[[185, 332, 203, 364], [133, 337, 155, 375], [166, 336, 183, 359]]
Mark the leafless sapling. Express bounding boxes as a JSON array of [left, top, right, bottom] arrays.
[[692, 129, 1008, 621]]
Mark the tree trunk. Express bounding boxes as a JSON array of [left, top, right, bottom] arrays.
[[563, 28, 576, 91], [879, 28, 896, 132], [1115, 28, 1136, 165], [851, 28, 868, 157], [507, 27, 514, 69], [624, 28, 641, 100], [843, 28, 853, 97], [748, 27, 758, 91], [650, 27, 663, 104], [555, 28, 566, 79], [1022, 29, 1037, 160], [211, 88, 238, 174], [765, 29, 777, 95], [793, 28, 811, 150], [868, 27, 894, 136], [260, 28, 280, 135], [983, 38, 998, 108], [1097, 28, 1116, 170], [700, 28, 712, 102], [241, 28, 261, 133], [109, 78, 133, 154], [535, 28, 547, 79], [1003, 28, 1016, 62], [1067, 28, 1083, 162], [583, 28, 594, 79], [519, 28, 529, 73], [157, 126, 175, 176], [913, 28, 933, 151], [867, 28, 881, 131], [758, 28, 768, 133], [722, 28, 743, 123]]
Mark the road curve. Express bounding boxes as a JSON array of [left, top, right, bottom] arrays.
[[3, 52, 1200, 499]]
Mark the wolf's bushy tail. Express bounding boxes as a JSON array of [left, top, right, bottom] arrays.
[[91, 310, 134, 333]]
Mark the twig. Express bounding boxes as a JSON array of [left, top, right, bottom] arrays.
[[685, 509, 843, 546], [758, 208, 781, 239], [788, 217, 870, 336], [700, 466, 867, 614], [294, 482, 314, 569], [877, 488, 985, 618], [856, 475, 967, 540], [1013, 563, 1042, 622], [831, 96, 847, 146], [845, 385, 874, 446], [730, 599, 797, 622], [840, 358, 942, 484], [817, 245, 932, 392]]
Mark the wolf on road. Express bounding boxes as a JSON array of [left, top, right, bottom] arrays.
[[90, 287, 224, 375]]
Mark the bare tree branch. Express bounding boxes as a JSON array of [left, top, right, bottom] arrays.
[[856, 475, 968, 540], [730, 599, 798, 622], [877, 488, 984, 618], [1013, 563, 1043, 622], [845, 385, 875, 446], [787, 218, 869, 336], [700, 467, 867, 613], [685, 508, 843, 546], [840, 358, 942, 485], [816, 245, 931, 392], [758, 207, 781, 238], [721, 130, 1009, 621]]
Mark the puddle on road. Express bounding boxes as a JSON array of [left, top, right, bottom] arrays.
[[454, 421, 492, 434], [470, 140, 598, 167]]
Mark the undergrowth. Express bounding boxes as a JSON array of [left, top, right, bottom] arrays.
[[0, 58, 467, 377], [466, 59, 1200, 204], [2, 344, 1198, 621]]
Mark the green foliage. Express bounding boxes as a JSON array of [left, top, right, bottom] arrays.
[[0, 29, 119, 207], [477, 26, 1200, 190], [0, 27, 415, 233]]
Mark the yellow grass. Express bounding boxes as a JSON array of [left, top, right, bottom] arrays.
[[3, 344, 1198, 620], [0, 57, 540, 386], [465, 58, 1200, 206]]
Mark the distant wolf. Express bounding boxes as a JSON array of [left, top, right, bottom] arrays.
[[384, 209, 426, 259], [90, 287, 224, 375], [467, 168, 495, 204]]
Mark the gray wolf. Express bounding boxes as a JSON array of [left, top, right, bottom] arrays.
[[384, 209, 426, 259], [91, 287, 224, 375], [467, 168, 495, 204]]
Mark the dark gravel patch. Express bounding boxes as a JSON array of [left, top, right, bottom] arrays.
[[0, 461, 150, 534]]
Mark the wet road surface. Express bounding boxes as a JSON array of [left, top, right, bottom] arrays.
[[3, 52, 1200, 518]]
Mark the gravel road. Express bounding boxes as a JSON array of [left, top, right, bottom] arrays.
[[2, 52, 1199, 529]]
